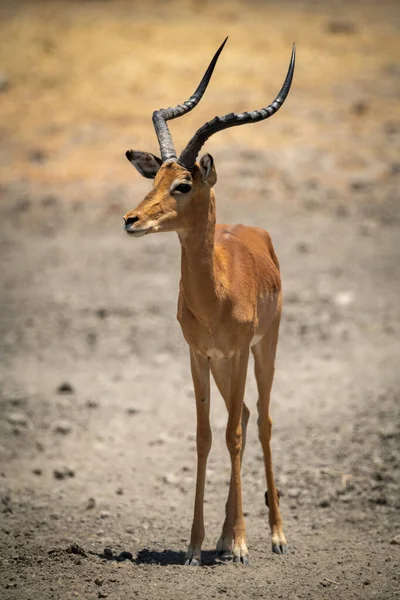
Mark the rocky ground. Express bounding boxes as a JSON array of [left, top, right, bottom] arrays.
[[0, 1, 399, 599]]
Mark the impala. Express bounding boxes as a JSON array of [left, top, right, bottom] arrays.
[[123, 38, 295, 566]]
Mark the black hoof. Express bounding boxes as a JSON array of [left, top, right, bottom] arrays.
[[272, 543, 287, 555], [184, 557, 201, 566], [233, 554, 250, 565]]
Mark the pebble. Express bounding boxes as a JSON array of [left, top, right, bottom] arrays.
[[100, 511, 110, 519], [318, 498, 331, 508], [86, 497, 96, 510], [162, 473, 177, 485], [56, 382, 74, 394], [390, 534, 400, 545], [103, 548, 113, 558], [334, 291, 355, 307], [32, 468, 42, 476], [325, 20, 357, 34], [86, 399, 99, 409], [29, 149, 47, 163], [67, 543, 87, 557], [54, 421, 72, 435], [98, 592, 108, 599], [287, 488, 301, 499], [53, 467, 75, 480], [126, 406, 140, 415], [0, 72, 10, 92], [7, 412, 29, 427]]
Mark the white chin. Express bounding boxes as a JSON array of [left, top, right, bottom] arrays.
[[127, 229, 148, 238]]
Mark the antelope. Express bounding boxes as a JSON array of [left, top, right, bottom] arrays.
[[123, 38, 295, 566]]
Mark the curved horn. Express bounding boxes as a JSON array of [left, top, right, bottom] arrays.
[[152, 37, 228, 163], [178, 44, 296, 169]]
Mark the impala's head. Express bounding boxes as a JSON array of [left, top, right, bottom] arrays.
[[123, 152, 217, 236], [123, 38, 295, 237]]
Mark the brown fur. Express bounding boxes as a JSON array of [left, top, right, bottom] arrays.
[[123, 157, 287, 564]]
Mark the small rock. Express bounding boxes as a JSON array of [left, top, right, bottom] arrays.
[[96, 308, 108, 319], [86, 497, 96, 510], [336, 204, 350, 218], [349, 180, 370, 192], [351, 101, 368, 116], [67, 543, 86, 557], [86, 399, 99, 409], [100, 511, 110, 519], [334, 291, 355, 307], [0, 72, 10, 92], [125, 526, 135, 534], [116, 487, 124, 495], [7, 412, 29, 428], [296, 242, 310, 254], [149, 433, 169, 446], [384, 122, 400, 136], [318, 498, 331, 508], [56, 382, 74, 395], [162, 473, 177, 485], [390, 162, 400, 176], [87, 332, 97, 347], [390, 535, 400, 545], [1, 493, 12, 514], [29, 149, 47, 163], [126, 406, 140, 415], [287, 488, 301, 499], [53, 467, 75, 480], [98, 593, 108, 599], [54, 421, 72, 435], [94, 578, 103, 586], [103, 548, 113, 558], [41, 194, 58, 207], [32, 468, 42, 476], [326, 20, 357, 34]]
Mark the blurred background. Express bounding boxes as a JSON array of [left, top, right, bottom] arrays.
[[0, 1, 399, 599]]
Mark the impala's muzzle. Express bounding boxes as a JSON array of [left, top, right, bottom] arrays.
[[124, 216, 149, 237]]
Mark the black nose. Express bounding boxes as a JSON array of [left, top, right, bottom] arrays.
[[124, 216, 139, 228]]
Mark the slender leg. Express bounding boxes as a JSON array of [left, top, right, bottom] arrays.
[[211, 357, 250, 558], [184, 348, 211, 566], [252, 318, 287, 554], [224, 350, 250, 564]]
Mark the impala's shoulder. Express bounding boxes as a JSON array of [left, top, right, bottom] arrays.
[[216, 223, 277, 260]]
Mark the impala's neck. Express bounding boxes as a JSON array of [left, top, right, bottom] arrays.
[[178, 188, 218, 323]]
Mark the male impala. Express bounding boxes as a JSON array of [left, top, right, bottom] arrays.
[[123, 39, 295, 566]]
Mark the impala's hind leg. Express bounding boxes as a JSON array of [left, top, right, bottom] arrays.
[[252, 320, 287, 555], [211, 358, 250, 561]]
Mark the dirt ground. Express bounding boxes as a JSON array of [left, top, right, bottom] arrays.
[[0, 1, 400, 598]]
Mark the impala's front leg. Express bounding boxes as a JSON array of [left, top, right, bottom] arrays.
[[225, 350, 250, 565], [184, 349, 211, 566]]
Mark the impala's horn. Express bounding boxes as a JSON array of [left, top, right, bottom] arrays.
[[178, 44, 296, 170], [152, 37, 228, 163]]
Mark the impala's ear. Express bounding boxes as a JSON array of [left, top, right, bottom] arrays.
[[126, 150, 163, 179], [199, 153, 217, 187]]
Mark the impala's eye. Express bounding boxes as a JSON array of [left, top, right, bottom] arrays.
[[174, 183, 192, 194]]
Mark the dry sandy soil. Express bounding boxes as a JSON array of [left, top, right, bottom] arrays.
[[0, 1, 399, 599]]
